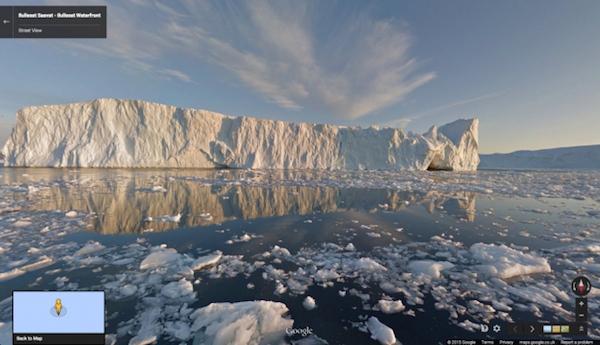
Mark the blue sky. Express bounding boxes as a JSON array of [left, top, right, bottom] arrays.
[[0, 0, 599, 153]]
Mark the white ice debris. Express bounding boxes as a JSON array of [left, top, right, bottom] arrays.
[[227, 233, 257, 244], [164, 321, 191, 341], [161, 278, 194, 299], [2, 99, 479, 171], [74, 241, 105, 256], [0, 256, 54, 281], [366, 317, 397, 345], [352, 258, 387, 272], [191, 251, 222, 271], [303, 296, 317, 310], [376, 299, 405, 314], [190, 301, 293, 345], [65, 210, 78, 218], [470, 243, 551, 279], [119, 284, 137, 297], [128, 307, 160, 345], [13, 219, 32, 227], [139, 248, 182, 270], [407, 260, 454, 279]]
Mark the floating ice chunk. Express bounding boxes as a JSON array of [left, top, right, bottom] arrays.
[[139, 248, 181, 270], [314, 268, 340, 282], [407, 260, 454, 279], [470, 243, 551, 279], [345, 243, 356, 251], [113, 258, 135, 266], [65, 210, 78, 218], [239, 233, 253, 241], [74, 241, 105, 256], [191, 251, 222, 271], [582, 263, 600, 273], [585, 245, 600, 253], [161, 278, 194, 299], [164, 320, 191, 341], [227, 233, 256, 244], [0, 256, 53, 281], [190, 301, 293, 345], [303, 296, 317, 310], [271, 245, 291, 257], [457, 319, 481, 332], [128, 307, 161, 345], [54, 276, 69, 288], [352, 258, 387, 272], [27, 247, 41, 254], [376, 299, 405, 314], [120, 284, 137, 297], [366, 317, 397, 345], [13, 219, 32, 227], [105, 334, 117, 345]]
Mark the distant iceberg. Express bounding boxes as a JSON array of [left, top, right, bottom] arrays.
[[2, 98, 479, 170]]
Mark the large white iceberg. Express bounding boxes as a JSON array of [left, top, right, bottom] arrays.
[[2, 99, 479, 170]]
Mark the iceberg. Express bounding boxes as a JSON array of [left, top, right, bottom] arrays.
[[2, 99, 479, 170]]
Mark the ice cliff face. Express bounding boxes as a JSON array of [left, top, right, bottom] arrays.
[[2, 99, 479, 170]]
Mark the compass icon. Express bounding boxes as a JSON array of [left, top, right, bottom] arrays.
[[571, 276, 592, 297]]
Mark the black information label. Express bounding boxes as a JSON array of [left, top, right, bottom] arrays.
[[445, 340, 600, 345], [13, 333, 105, 345], [0, 6, 106, 38]]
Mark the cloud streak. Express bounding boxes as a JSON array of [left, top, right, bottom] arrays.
[[60, 0, 435, 119], [384, 91, 503, 128]]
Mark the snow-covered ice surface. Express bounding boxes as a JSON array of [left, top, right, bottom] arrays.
[[0, 168, 599, 344]]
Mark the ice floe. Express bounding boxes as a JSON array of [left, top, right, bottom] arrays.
[[303, 296, 317, 310], [190, 301, 293, 345], [470, 243, 551, 279], [376, 299, 405, 314], [407, 260, 454, 279], [366, 317, 397, 345]]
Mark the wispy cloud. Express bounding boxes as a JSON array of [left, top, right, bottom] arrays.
[[384, 91, 503, 128], [57, 0, 434, 119]]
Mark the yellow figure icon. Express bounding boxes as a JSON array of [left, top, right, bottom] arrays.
[[54, 298, 62, 316]]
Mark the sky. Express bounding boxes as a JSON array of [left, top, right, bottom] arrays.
[[0, 0, 599, 154]]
